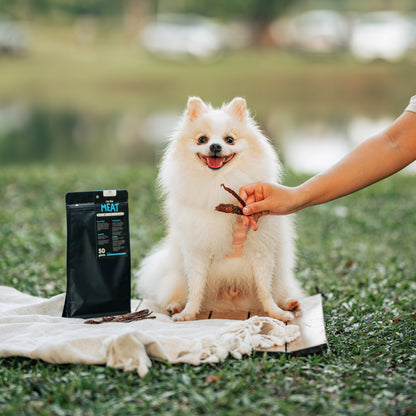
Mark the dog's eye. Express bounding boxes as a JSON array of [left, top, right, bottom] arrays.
[[197, 136, 208, 145], [224, 136, 234, 145]]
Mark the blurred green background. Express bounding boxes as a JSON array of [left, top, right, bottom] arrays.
[[0, 0, 415, 169]]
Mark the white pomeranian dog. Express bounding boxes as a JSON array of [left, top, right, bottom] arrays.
[[137, 97, 303, 321]]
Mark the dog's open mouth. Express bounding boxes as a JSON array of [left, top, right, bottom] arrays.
[[198, 154, 235, 169]]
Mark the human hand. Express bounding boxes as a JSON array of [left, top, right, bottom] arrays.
[[239, 182, 301, 230]]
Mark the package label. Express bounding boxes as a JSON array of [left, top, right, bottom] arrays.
[[95, 198, 129, 258]]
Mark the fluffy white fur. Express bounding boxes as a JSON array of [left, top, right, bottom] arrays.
[[137, 97, 303, 321]]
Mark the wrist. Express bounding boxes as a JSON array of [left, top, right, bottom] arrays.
[[291, 183, 315, 211]]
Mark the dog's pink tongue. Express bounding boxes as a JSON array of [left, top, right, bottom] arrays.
[[208, 157, 223, 169]]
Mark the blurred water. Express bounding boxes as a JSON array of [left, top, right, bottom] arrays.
[[1, 101, 413, 174]]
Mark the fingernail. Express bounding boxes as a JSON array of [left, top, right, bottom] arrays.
[[243, 207, 250, 215]]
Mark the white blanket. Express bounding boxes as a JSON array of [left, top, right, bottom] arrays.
[[0, 286, 300, 377]]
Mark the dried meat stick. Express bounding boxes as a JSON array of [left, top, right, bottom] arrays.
[[220, 184, 246, 207]]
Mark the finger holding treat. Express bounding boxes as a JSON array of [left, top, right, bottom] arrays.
[[215, 183, 260, 230], [240, 182, 302, 218]]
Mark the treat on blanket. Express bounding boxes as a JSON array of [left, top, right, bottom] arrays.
[[84, 309, 155, 324], [215, 184, 245, 215]]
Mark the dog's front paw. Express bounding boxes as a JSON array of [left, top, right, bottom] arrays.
[[167, 302, 183, 316], [267, 308, 294, 323], [284, 298, 300, 312], [171, 311, 197, 321]]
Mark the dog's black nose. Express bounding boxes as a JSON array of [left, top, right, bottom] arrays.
[[209, 143, 222, 154]]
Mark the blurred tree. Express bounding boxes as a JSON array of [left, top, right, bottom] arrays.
[[0, 0, 123, 19], [155, 0, 298, 44], [47, 0, 122, 17], [179, 0, 294, 21], [0, 0, 295, 25]]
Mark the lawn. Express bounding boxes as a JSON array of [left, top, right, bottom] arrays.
[[0, 164, 415, 415]]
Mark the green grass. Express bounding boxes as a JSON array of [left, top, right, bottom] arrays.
[[0, 164, 415, 415]]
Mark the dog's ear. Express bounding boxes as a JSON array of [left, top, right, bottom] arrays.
[[226, 97, 247, 121], [186, 97, 207, 121]]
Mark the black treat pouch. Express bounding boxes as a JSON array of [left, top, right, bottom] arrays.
[[63, 190, 131, 318]]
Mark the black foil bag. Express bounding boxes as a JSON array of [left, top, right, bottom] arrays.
[[63, 190, 131, 318]]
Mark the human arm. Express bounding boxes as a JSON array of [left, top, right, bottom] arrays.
[[240, 110, 416, 228]]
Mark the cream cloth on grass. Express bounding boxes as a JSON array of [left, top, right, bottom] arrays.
[[0, 286, 300, 377]]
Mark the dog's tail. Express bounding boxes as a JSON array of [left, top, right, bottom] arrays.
[[135, 239, 187, 310], [135, 240, 169, 298]]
